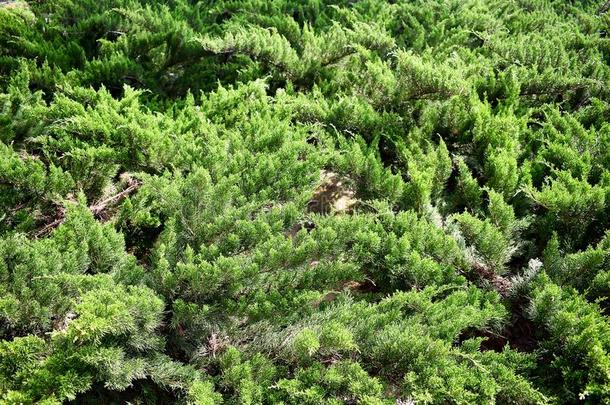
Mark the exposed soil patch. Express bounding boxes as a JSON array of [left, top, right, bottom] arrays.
[[312, 278, 379, 308], [307, 170, 357, 215], [0, 1, 28, 9]]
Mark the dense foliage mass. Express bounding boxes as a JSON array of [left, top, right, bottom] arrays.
[[0, 0, 609, 403]]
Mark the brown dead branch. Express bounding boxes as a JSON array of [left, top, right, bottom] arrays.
[[471, 261, 512, 297], [32, 178, 140, 239], [89, 178, 140, 218]]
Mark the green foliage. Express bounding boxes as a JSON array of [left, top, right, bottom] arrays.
[[274, 361, 386, 404], [543, 232, 610, 301], [528, 274, 610, 403], [0, 0, 609, 403], [187, 380, 223, 405], [452, 211, 514, 274], [254, 286, 546, 404], [527, 171, 607, 247], [0, 283, 205, 403]]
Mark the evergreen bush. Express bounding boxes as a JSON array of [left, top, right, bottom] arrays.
[[0, 0, 609, 403]]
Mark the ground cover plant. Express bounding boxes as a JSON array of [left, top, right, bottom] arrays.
[[0, 0, 609, 403]]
